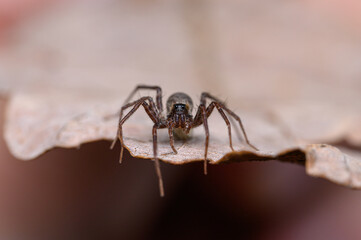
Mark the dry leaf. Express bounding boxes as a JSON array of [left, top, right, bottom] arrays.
[[1, 0, 361, 189]]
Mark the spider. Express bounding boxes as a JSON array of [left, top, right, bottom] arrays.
[[111, 85, 258, 196]]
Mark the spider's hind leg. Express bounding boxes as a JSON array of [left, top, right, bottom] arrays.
[[222, 108, 258, 151], [124, 85, 164, 112]]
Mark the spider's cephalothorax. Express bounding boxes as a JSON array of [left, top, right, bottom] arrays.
[[111, 85, 258, 197]]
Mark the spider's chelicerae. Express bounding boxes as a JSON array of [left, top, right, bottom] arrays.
[[111, 85, 258, 196]]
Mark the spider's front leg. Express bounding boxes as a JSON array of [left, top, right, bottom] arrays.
[[167, 125, 178, 154], [110, 96, 158, 162], [110, 96, 165, 197], [200, 104, 209, 175], [192, 104, 209, 175], [200, 101, 235, 152], [201, 92, 258, 151], [152, 124, 165, 197]]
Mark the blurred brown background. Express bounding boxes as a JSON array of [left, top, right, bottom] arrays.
[[1, 0, 361, 239]]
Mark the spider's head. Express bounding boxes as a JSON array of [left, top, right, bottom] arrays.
[[166, 92, 193, 115], [173, 103, 187, 114]]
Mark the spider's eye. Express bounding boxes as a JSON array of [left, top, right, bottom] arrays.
[[174, 104, 186, 112]]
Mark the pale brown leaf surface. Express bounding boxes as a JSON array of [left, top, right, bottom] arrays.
[[1, 0, 361, 189]]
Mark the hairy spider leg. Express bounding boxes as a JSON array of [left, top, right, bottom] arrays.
[[201, 105, 209, 175], [111, 96, 166, 197], [201, 101, 235, 151], [123, 85, 163, 113], [201, 93, 258, 151], [110, 96, 158, 160], [222, 108, 258, 151], [214, 103, 235, 151], [167, 124, 178, 154], [152, 124, 164, 197], [192, 104, 209, 175], [192, 101, 235, 174]]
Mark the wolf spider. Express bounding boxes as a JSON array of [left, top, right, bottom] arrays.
[[111, 85, 258, 196]]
